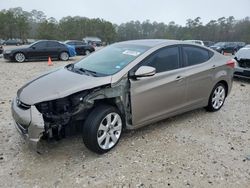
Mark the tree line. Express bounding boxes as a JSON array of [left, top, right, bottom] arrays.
[[0, 7, 250, 43]]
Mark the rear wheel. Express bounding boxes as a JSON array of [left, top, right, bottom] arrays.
[[14, 52, 25, 62], [59, 52, 69, 61], [206, 83, 226, 112], [85, 50, 90, 55], [83, 105, 123, 154]]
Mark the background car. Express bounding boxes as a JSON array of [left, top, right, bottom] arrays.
[[3, 40, 76, 62], [184, 40, 205, 46], [83, 36, 102, 47], [203, 41, 215, 47], [0, 39, 5, 45], [65, 40, 95, 55], [234, 45, 250, 78], [0, 45, 3, 54], [2, 39, 23, 46], [11, 40, 234, 154], [210, 42, 244, 55]]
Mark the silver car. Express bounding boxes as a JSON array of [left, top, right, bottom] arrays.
[[234, 45, 250, 79], [11, 39, 235, 154]]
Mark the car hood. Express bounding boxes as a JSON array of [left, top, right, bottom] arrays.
[[235, 48, 250, 60], [17, 68, 112, 105], [9, 47, 29, 53]]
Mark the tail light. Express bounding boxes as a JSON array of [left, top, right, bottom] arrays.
[[226, 59, 235, 68]]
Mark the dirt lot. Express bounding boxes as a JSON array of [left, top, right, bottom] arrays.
[[0, 51, 249, 188]]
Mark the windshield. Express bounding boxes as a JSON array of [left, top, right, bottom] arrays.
[[74, 43, 149, 76]]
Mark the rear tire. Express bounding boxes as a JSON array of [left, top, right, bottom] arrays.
[[59, 51, 69, 61], [206, 83, 226, 112], [85, 50, 90, 55], [83, 105, 123, 154]]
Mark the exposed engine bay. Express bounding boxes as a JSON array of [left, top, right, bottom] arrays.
[[34, 78, 132, 140]]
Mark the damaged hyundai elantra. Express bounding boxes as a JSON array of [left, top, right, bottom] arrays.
[[11, 39, 235, 154]]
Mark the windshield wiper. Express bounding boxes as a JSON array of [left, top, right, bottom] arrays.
[[77, 68, 97, 77]]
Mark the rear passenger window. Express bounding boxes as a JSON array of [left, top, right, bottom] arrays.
[[47, 41, 60, 47], [183, 46, 210, 66], [143, 46, 179, 73]]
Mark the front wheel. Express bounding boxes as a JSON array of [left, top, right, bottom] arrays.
[[206, 83, 226, 112], [14, 52, 25, 62], [83, 105, 123, 154], [59, 52, 69, 61]]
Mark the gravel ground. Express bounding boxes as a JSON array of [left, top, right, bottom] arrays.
[[0, 53, 250, 188]]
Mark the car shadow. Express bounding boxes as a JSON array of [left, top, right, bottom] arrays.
[[234, 77, 250, 84], [30, 107, 208, 161]]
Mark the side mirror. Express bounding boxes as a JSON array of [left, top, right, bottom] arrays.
[[134, 66, 156, 78]]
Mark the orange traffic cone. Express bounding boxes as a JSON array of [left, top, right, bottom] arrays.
[[48, 56, 53, 66]]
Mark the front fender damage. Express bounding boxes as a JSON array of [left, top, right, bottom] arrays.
[[36, 77, 132, 144]]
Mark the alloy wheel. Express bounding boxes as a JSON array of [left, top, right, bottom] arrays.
[[97, 112, 122, 150], [212, 85, 225, 110], [15, 53, 25, 62]]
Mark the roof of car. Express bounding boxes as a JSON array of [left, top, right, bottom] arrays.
[[118, 39, 181, 47]]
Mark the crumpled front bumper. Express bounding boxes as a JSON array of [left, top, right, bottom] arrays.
[[11, 97, 45, 149]]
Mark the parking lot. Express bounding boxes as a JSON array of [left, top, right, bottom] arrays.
[[0, 50, 250, 187]]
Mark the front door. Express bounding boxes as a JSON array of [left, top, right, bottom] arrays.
[[129, 46, 187, 126], [28, 41, 47, 60]]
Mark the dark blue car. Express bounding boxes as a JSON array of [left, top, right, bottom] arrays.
[[3, 40, 76, 62]]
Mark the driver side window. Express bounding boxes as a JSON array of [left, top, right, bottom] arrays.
[[142, 46, 180, 73]]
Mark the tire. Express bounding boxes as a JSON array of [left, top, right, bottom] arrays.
[[59, 51, 69, 61], [14, 52, 25, 62], [221, 50, 225, 55], [206, 83, 226, 112], [85, 50, 90, 55], [83, 105, 123, 154]]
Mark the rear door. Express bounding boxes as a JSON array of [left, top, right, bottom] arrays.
[[130, 45, 187, 126], [46, 41, 62, 58], [181, 45, 215, 107]]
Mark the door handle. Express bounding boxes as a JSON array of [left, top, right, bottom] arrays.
[[175, 75, 184, 81]]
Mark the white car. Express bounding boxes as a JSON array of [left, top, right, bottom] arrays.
[[184, 40, 205, 46], [234, 45, 250, 79]]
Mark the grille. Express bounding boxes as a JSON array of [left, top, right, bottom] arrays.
[[238, 61, 250, 68]]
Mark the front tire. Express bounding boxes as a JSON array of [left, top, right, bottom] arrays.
[[59, 51, 69, 61], [14, 52, 25, 62], [83, 105, 123, 154], [206, 83, 226, 112]]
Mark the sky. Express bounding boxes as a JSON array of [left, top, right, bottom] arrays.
[[1, 0, 250, 25]]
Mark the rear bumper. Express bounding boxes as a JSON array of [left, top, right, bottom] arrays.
[[11, 97, 45, 149]]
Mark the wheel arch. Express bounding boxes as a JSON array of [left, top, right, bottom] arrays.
[[215, 80, 229, 97], [93, 97, 127, 126]]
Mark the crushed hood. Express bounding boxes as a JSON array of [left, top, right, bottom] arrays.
[[17, 68, 112, 105]]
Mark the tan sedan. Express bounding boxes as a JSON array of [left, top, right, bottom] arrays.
[[11, 39, 235, 154]]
